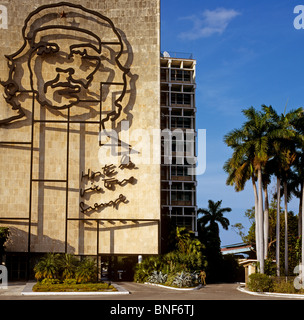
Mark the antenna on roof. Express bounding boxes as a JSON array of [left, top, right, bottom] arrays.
[[163, 51, 170, 58]]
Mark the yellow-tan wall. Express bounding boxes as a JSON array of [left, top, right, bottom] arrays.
[[0, 0, 160, 255]]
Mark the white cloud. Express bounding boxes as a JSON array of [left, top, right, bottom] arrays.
[[179, 8, 241, 40]]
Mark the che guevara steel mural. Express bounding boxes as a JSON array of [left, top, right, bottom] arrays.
[[0, 2, 134, 126], [0, 2, 139, 253]]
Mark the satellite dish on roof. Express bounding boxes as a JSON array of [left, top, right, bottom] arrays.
[[163, 51, 170, 57]]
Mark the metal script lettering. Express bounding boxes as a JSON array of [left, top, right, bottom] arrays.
[[80, 194, 128, 214]]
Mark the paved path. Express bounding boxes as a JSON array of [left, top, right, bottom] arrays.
[[0, 281, 296, 300]]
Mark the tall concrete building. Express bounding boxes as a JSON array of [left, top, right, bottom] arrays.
[[160, 53, 197, 239], [0, 1, 197, 280]]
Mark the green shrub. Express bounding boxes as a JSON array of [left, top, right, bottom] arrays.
[[134, 256, 165, 283], [147, 271, 168, 284], [75, 258, 97, 284], [172, 271, 193, 288], [271, 277, 304, 294], [59, 254, 79, 280], [264, 259, 276, 276], [41, 278, 60, 285], [33, 282, 116, 292], [171, 271, 199, 288], [0, 227, 9, 253], [34, 254, 97, 283], [34, 253, 61, 280], [133, 229, 206, 286], [63, 278, 77, 285], [164, 251, 204, 274], [247, 273, 273, 292], [164, 273, 176, 287]]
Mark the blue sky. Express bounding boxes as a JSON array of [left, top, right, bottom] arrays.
[[161, 0, 304, 245]]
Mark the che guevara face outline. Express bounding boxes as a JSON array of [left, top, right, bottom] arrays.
[[29, 28, 102, 110], [0, 2, 131, 126]]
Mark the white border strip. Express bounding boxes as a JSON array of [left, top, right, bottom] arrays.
[[237, 285, 304, 299], [144, 282, 203, 291]]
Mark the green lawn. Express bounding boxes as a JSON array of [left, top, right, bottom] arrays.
[[33, 282, 117, 292]]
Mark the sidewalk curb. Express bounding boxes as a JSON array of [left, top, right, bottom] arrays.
[[237, 285, 304, 299], [144, 282, 203, 291], [21, 281, 130, 296]]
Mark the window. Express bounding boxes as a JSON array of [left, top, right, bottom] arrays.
[[184, 118, 191, 128], [171, 166, 191, 177], [171, 117, 192, 129], [184, 183, 195, 190], [184, 192, 191, 201], [171, 207, 183, 216], [161, 92, 168, 106], [184, 94, 191, 105], [171, 69, 192, 82], [161, 69, 167, 81], [171, 93, 192, 106], [172, 183, 182, 190], [184, 71, 191, 82]]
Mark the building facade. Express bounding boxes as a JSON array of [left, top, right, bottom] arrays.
[[0, 1, 197, 280], [160, 53, 197, 237], [0, 0, 161, 279]]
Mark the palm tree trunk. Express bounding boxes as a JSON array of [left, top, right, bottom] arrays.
[[257, 168, 264, 274], [284, 180, 288, 276], [263, 185, 269, 260], [276, 176, 281, 277], [252, 176, 260, 264], [299, 182, 303, 238]]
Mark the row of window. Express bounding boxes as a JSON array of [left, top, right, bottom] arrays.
[[161, 93, 193, 106], [161, 69, 192, 82], [171, 191, 193, 202], [161, 109, 195, 117], [161, 117, 192, 129], [161, 182, 195, 190], [161, 166, 192, 177]]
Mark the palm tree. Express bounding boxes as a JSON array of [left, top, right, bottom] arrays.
[[224, 105, 304, 276], [174, 227, 203, 255], [198, 200, 231, 236], [75, 258, 98, 284], [262, 166, 272, 259], [291, 112, 304, 281], [198, 200, 231, 283], [34, 253, 60, 280], [267, 106, 302, 276], [59, 254, 78, 280], [292, 151, 304, 238], [223, 154, 260, 258], [0, 227, 9, 264], [224, 106, 273, 273]]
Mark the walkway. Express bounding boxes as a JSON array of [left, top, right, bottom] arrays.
[[0, 281, 296, 300]]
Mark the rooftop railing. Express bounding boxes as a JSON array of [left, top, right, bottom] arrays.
[[160, 51, 194, 60]]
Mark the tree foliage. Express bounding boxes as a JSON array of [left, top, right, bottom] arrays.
[[198, 200, 232, 283], [34, 253, 97, 283], [134, 227, 207, 285], [224, 105, 304, 275], [0, 227, 9, 253]]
